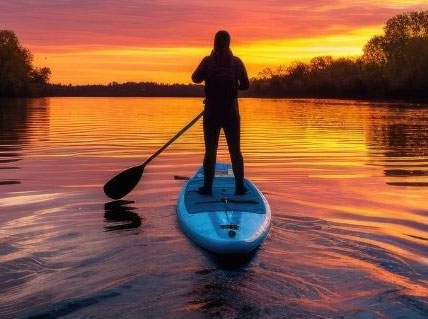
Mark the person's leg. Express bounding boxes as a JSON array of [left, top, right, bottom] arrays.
[[201, 115, 221, 194], [223, 113, 247, 194]]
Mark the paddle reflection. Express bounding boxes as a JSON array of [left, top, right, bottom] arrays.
[[104, 200, 142, 231]]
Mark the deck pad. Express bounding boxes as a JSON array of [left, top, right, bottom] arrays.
[[184, 177, 266, 214]]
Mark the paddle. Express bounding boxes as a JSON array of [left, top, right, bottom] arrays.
[[104, 110, 204, 199]]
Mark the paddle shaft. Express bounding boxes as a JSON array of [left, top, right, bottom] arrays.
[[103, 110, 204, 199], [142, 110, 204, 167]]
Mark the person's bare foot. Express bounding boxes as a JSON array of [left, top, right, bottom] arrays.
[[235, 185, 248, 195], [198, 186, 212, 196]]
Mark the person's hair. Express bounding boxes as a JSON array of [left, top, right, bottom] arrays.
[[214, 30, 230, 50], [212, 30, 233, 66]]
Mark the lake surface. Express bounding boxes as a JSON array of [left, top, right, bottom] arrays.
[[1, 97, 427, 319]]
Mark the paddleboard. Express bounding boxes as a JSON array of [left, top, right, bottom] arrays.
[[177, 163, 271, 254]]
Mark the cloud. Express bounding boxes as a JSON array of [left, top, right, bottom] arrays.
[[1, 0, 427, 48]]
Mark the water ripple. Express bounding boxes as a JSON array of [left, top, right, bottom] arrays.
[[0, 97, 427, 318]]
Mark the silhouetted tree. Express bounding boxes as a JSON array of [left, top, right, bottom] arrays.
[[0, 30, 51, 97], [363, 11, 428, 97], [247, 11, 428, 99]]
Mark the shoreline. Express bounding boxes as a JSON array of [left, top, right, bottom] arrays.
[[2, 95, 428, 105]]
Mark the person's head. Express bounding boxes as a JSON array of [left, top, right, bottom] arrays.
[[214, 30, 231, 51]]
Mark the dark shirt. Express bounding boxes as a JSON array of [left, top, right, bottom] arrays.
[[192, 55, 249, 90], [192, 55, 249, 116]]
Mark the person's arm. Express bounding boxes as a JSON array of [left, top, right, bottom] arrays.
[[236, 57, 249, 90], [192, 57, 208, 83]]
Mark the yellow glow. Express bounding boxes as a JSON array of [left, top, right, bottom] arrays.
[[32, 26, 383, 84], [0, 192, 63, 207]]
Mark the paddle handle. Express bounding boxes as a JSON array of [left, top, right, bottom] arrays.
[[143, 110, 204, 167]]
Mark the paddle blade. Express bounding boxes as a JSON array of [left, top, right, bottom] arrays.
[[103, 165, 144, 199]]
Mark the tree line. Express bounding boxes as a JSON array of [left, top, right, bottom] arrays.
[[1, 11, 427, 99], [46, 82, 203, 97], [248, 11, 428, 99]]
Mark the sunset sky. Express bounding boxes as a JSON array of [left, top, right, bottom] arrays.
[[1, 0, 427, 84]]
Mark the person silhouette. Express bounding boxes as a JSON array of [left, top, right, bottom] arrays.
[[192, 30, 249, 195]]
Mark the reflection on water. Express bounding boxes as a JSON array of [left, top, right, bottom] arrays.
[[0, 99, 49, 186], [104, 200, 142, 231], [365, 105, 428, 187], [0, 97, 427, 318]]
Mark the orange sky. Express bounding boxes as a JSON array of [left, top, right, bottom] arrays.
[[1, 0, 427, 84]]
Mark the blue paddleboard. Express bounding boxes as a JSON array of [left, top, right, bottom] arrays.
[[177, 163, 271, 254]]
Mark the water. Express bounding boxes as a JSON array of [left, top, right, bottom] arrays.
[[1, 97, 427, 319]]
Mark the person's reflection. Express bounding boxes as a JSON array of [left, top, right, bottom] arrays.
[[104, 200, 142, 231]]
